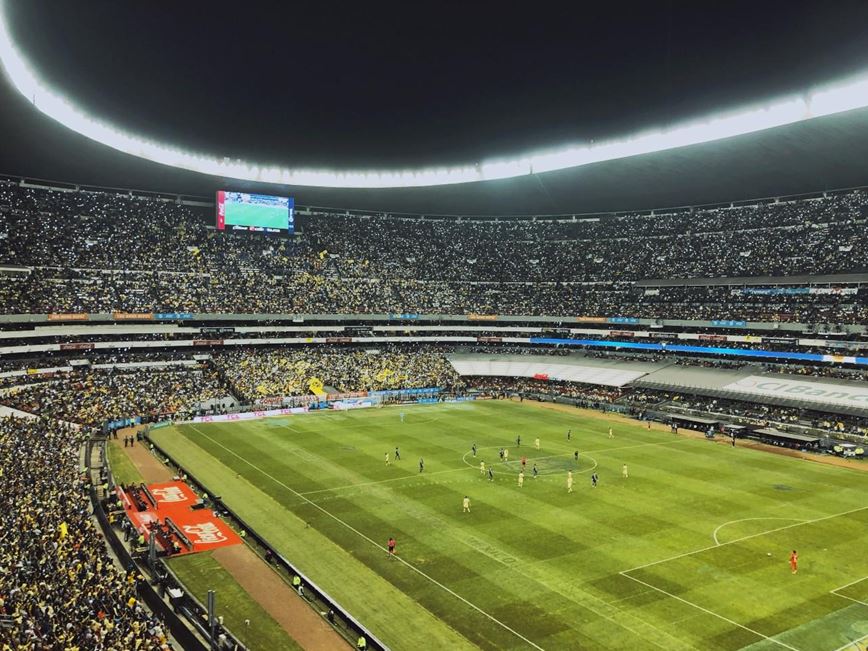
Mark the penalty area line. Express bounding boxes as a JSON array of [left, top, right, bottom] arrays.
[[624, 504, 868, 574], [618, 572, 802, 651], [188, 425, 546, 651]]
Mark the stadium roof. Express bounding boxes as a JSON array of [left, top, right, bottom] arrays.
[[1, 1, 868, 214]]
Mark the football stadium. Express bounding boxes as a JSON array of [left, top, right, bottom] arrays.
[[1, 3, 867, 650]]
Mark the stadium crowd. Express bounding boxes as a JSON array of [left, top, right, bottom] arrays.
[[1, 181, 866, 321], [0, 416, 172, 649], [1, 367, 228, 426], [215, 346, 463, 402]]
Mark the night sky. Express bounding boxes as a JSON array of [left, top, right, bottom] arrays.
[[2, 0, 868, 213]]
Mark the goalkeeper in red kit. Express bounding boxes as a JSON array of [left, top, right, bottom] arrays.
[[789, 550, 798, 574]]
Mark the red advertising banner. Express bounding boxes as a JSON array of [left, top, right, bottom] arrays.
[[192, 339, 224, 346], [216, 190, 226, 230], [533, 373, 549, 380], [47, 313, 89, 321], [699, 334, 727, 342], [476, 336, 503, 343], [609, 330, 635, 337]]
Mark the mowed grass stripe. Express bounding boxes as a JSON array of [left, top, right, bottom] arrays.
[[152, 426, 477, 651], [155, 402, 868, 650], [183, 423, 549, 651]]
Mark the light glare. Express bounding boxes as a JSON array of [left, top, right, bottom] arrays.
[[1, 2, 868, 189]]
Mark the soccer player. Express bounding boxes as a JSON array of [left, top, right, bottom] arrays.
[[503, 448, 509, 462], [488, 467, 494, 482], [518, 471, 525, 488], [534, 437, 540, 450], [385, 452, 390, 466], [790, 550, 798, 574], [532, 463, 538, 479], [419, 457, 424, 473], [480, 460, 485, 475], [499, 447, 504, 461], [516, 434, 521, 447], [567, 470, 574, 493], [608, 427, 614, 439], [472, 443, 477, 457], [463, 496, 471, 513], [521, 455, 527, 470], [574, 450, 579, 463], [387, 537, 396, 559], [400, 412, 405, 423], [591, 472, 598, 487], [622, 463, 628, 478], [395, 446, 401, 460], [567, 429, 571, 441]]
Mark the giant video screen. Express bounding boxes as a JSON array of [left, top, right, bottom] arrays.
[[216, 191, 295, 233]]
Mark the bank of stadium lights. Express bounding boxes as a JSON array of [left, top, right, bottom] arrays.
[[2, 5, 868, 188]]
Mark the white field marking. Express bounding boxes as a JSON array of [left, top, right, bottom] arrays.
[[830, 575, 868, 594], [298, 466, 473, 495], [712, 518, 809, 546], [619, 572, 802, 651], [831, 593, 868, 608], [831, 632, 868, 651], [188, 425, 546, 651], [623, 504, 868, 574]]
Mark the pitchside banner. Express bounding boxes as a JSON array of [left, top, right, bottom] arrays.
[[722, 375, 868, 410]]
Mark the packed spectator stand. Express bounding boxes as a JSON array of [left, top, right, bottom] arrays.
[[0, 417, 173, 649], [0, 180, 866, 320]]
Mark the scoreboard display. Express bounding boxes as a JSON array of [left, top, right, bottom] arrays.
[[216, 191, 294, 233]]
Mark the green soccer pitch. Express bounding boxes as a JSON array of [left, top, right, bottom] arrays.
[[224, 201, 287, 229], [150, 400, 868, 651]]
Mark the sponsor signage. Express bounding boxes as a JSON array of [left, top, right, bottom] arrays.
[[468, 314, 498, 321], [764, 337, 793, 344], [388, 313, 421, 320], [325, 336, 352, 343], [59, 342, 95, 351], [699, 334, 727, 342], [477, 336, 503, 343], [576, 316, 606, 323], [369, 387, 441, 397], [608, 317, 640, 324], [722, 375, 868, 410], [609, 330, 635, 337], [192, 339, 223, 346], [113, 312, 154, 320], [711, 319, 747, 328], [533, 373, 549, 380], [200, 327, 235, 334], [154, 312, 194, 320], [47, 313, 89, 321], [192, 407, 307, 423]]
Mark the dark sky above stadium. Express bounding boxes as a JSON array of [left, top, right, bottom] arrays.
[[2, 0, 868, 213]]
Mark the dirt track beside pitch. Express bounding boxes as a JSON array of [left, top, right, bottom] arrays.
[[111, 431, 349, 649]]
